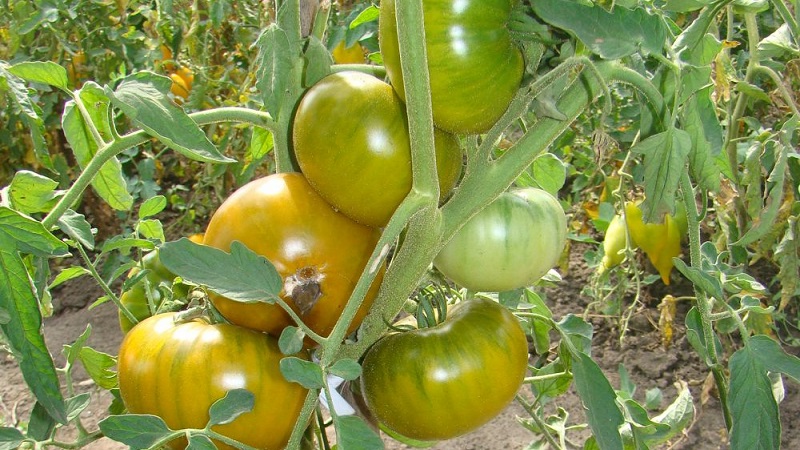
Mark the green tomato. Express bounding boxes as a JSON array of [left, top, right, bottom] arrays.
[[434, 188, 567, 292], [292, 71, 462, 228], [360, 298, 528, 441], [380, 0, 524, 134], [118, 313, 308, 450]]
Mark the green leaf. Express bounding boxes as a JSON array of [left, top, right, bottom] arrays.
[[139, 195, 167, 219], [187, 433, 218, 450], [136, 219, 165, 243], [729, 343, 780, 450], [775, 217, 799, 311], [663, 0, 709, 12], [528, 360, 572, 398], [62, 84, 134, 211], [645, 381, 694, 445], [106, 72, 233, 164], [329, 358, 362, 381], [735, 141, 789, 247], [8, 171, 63, 214], [0, 427, 25, 450], [278, 326, 306, 355], [63, 324, 92, 366], [682, 88, 722, 192], [531, 0, 666, 59], [65, 393, 92, 422], [618, 364, 636, 397], [684, 307, 723, 367], [100, 236, 156, 253], [0, 207, 69, 258], [0, 240, 67, 424], [8, 61, 68, 90], [672, 1, 726, 64], [57, 209, 95, 250], [280, 357, 324, 389], [748, 335, 800, 384], [99, 414, 174, 449], [631, 128, 691, 222], [349, 5, 380, 28], [303, 36, 332, 88], [336, 415, 385, 450], [78, 346, 118, 389], [0, 62, 53, 171], [207, 389, 255, 427], [160, 238, 282, 303], [556, 314, 593, 354], [571, 351, 624, 450], [672, 258, 724, 301], [255, 25, 294, 118], [238, 127, 274, 184], [521, 289, 553, 355], [27, 402, 56, 441], [529, 153, 567, 195], [759, 24, 800, 58]]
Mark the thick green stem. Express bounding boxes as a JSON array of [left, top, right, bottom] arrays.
[[330, 64, 386, 78], [680, 172, 733, 431], [41, 107, 276, 230]]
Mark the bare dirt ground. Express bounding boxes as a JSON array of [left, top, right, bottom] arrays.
[[2, 243, 798, 449]]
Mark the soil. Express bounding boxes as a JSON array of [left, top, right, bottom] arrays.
[[1, 243, 799, 450]]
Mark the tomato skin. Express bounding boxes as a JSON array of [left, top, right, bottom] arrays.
[[118, 313, 308, 450], [332, 40, 366, 64], [360, 298, 528, 441], [601, 214, 631, 270], [202, 173, 384, 342], [434, 188, 567, 292], [379, 0, 524, 135], [292, 71, 462, 228], [623, 202, 683, 285]]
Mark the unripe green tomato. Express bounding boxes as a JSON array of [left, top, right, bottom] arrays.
[[434, 188, 567, 292], [292, 71, 463, 228]]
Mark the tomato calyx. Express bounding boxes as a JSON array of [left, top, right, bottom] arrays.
[[284, 266, 323, 315]]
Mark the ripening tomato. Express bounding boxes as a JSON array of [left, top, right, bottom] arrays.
[[202, 173, 384, 343], [623, 202, 684, 285], [292, 70, 462, 228], [379, 0, 524, 134], [118, 313, 308, 450], [360, 298, 528, 441], [332, 40, 366, 64], [434, 188, 567, 292]]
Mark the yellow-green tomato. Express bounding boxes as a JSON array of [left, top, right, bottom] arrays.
[[292, 71, 462, 228], [601, 214, 631, 270], [434, 188, 568, 292], [360, 298, 528, 441], [118, 313, 308, 450]]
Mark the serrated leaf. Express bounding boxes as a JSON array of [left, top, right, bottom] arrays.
[[62, 85, 133, 211], [280, 357, 324, 389], [336, 415, 384, 450], [0, 427, 25, 450], [279, 326, 305, 355], [556, 314, 593, 354], [160, 238, 282, 303], [99, 414, 174, 449], [748, 335, 800, 384], [100, 236, 156, 253], [532, 0, 666, 59], [106, 72, 233, 164], [57, 209, 95, 250], [78, 346, 118, 389], [0, 237, 66, 424], [8, 61, 68, 90], [255, 25, 294, 118], [0, 207, 69, 257], [672, 258, 724, 300], [682, 89, 722, 192], [136, 219, 165, 242], [329, 358, 362, 381], [139, 195, 167, 219], [0, 62, 53, 171], [735, 140, 789, 247], [729, 343, 780, 450], [530, 153, 567, 195], [672, 1, 726, 64], [207, 389, 255, 426], [631, 128, 691, 222], [8, 170, 63, 214], [571, 352, 624, 450]]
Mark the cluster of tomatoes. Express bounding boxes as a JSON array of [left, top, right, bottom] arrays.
[[116, 0, 570, 447]]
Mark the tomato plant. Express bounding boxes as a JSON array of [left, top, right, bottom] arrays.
[[379, 0, 524, 134], [293, 70, 462, 228], [434, 188, 567, 292], [360, 298, 529, 441], [118, 313, 308, 449], [202, 172, 385, 341]]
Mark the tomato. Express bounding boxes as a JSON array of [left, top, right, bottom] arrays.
[[600, 214, 631, 270], [292, 71, 462, 228], [202, 173, 384, 342], [118, 313, 308, 450], [360, 298, 528, 441], [118, 234, 204, 332], [623, 202, 683, 285], [332, 40, 366, 64], [379, 0, 524, 135], [434, 188, 567, 292], [169, 67, 193, 100]]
